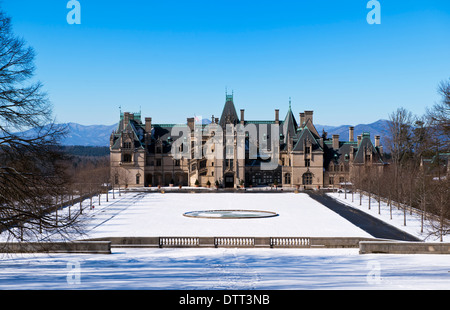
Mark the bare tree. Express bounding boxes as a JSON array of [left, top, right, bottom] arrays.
[[386, 107, 414, 225], [426, 177, 449, 242], [0, 10, 81, 243], [427, 78, 449, 151], [424, 78, 450, 241], [387, 108, 414, 171]]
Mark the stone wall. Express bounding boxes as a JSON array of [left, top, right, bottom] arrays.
[[0, 241, 111, 254], [359, 241, 450, 254]]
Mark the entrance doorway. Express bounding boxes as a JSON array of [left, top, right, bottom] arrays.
[[224, 173, 234, 188], [145, 174, 153, 187]]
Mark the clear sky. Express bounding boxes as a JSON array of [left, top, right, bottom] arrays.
[[1, 0, 449, 126]]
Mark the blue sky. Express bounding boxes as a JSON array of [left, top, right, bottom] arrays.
[[2, 0, 449, 126]]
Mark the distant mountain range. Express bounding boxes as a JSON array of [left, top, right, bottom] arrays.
[[315, 119, 390, 145], [17, 119, 391, 147], [16, 122, 118, 147], [61, 123, 118, 147]]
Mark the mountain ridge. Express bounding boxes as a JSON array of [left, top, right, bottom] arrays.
[[17, 119, 391, 147], [315, 119, 390, 143]]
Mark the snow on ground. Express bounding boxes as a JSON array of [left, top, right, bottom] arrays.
[[0, 248, 449, 290], [328, 191, 449, 242], [1, 190, 449, 290], [84, 192, 372, 239]]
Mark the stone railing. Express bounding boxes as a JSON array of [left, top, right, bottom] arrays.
[[85, 236, 374, 248], [270, 237, 310, 247], [215, 237, 255, 247], [159, 237, 200, 247]]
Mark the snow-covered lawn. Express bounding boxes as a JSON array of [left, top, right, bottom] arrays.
[[83, 192, 372, 239], [1, 248, 449, 290], [328, 191, 449, 242], [1, 190, 449, 290]]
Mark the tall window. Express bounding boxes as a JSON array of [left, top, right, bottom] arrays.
[[305, 159, 311, 167], [123, 154, 132, 163], [136, 174, 140, 185], [199, 159, 207, 169], [284, 173, 291, 184], [275, 172, 282, 184], [302, 173, 313, 185]]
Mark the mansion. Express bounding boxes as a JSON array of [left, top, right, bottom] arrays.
[[110, 94, 385, 189]]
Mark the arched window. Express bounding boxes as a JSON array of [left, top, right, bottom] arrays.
[[136, 173, 141, 185], [284, 173, 291, 184], [302, 173, 313, 185]]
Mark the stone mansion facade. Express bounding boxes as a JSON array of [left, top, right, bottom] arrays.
[[110, 94, 385, 188]]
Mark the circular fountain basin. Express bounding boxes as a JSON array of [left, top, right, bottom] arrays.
[[183, 210, 278, 219]]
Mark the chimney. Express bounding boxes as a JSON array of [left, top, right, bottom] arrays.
[[375, 135, 380, 147], [145, 117, 152, 132], [349, 126, 354, 142], [240, 109, 245, 124], [187, 117, 195, 131], [211, 115, 215, 123], [299, 113, 305, 126], [332, 134, 339, 150], [275, 109, 279, 124], [304, 110, 313, 124], [215, 117, 219, 124], [357, 135, 362, 147]]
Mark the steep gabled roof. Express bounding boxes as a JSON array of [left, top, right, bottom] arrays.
[[292, 126, 323, 152], [303, 117, 320, 138], [282, 105, 298, 144], [147, 123, 190, 154], [110, 115, 145, 150], [219, 94, 239, 128], [353, 132, 384, 164], [323, 141, 357, 167]]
